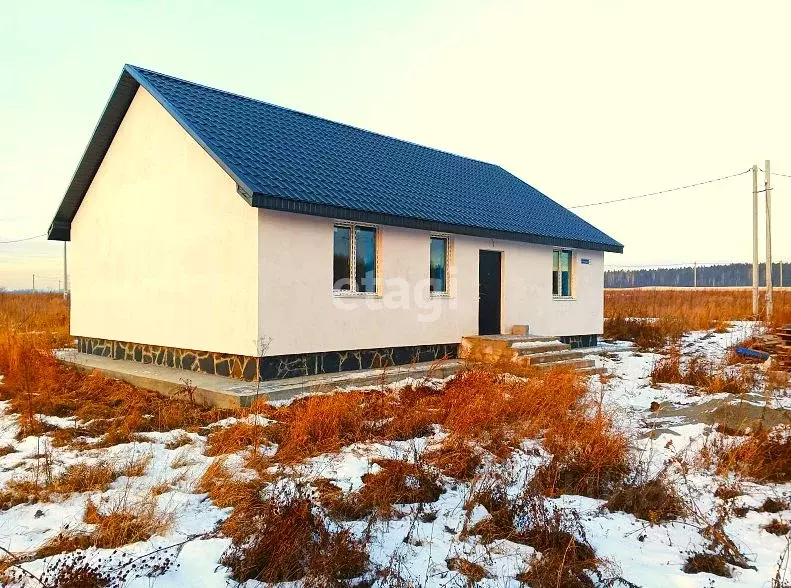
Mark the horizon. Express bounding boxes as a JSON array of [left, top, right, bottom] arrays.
[[2, 0, 790, 289]]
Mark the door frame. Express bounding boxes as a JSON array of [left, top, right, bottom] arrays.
[[478, 249, 503, 336]]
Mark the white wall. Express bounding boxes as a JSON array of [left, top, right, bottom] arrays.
[[70, 87, 260, 357], [258, 210, 604, 356]]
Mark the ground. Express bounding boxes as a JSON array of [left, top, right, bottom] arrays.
[[1, 318, 791, 586]]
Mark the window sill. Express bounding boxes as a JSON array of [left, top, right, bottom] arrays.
[[430, 292, 452, 298], [553, 296, 576, 301], [332, 291, 381, 298]]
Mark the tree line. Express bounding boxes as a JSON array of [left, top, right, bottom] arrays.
[[605, 262, 789, 288]]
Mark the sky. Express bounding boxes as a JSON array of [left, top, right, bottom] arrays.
[[1, 0, 790, 290]]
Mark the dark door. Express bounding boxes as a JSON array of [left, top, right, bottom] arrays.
[[478, 250, 502, 335]]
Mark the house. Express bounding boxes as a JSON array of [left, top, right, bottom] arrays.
[[48, 65, 622, 382]]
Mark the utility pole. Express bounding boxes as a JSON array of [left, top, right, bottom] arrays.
[[63, 241, 68, 299], [781, 261, 784, 288], [32, 274, 35, 292], [765, 160, 773, 320], [693, 262, 697, 288], [752, 165, 759, 315]]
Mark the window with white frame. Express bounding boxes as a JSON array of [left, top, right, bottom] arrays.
[[552, 249, 573, 297], [333, 224, 377, 293], [429, 236, 449, 294]]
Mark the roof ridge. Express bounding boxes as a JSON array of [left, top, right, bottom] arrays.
[[125, 64, 497, 169]]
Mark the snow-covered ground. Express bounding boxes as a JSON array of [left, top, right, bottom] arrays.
[[1, 322, 791, 586]]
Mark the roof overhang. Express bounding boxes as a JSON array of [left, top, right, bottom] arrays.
[[48, 65, 257, 242], [251, 192, 624, 253]]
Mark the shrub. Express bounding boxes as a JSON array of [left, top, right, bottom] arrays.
[[532, 413, 629, 499], [83, 496, 172, 549], [605, 477, 686, 523], [219, 489, 368, 584], [718, 427, 791, 483], [319, 459, 443, 521], [683, 552, 732, 577]]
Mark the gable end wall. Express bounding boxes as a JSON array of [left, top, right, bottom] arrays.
[[70, 87, 260, 356]]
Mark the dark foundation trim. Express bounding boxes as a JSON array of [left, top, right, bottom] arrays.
[[559, 334, 598, 349], [75, 337, 459, 382]]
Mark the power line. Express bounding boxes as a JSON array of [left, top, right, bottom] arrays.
[[0, 233, 46, 244], [569, 168, 752, 209]]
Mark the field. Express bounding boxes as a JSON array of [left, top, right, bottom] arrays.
[[0, 291, 790, 586]]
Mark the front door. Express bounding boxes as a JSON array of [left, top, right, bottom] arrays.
[[478, 250, 502, 335]]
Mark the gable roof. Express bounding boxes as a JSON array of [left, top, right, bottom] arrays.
[[48, 65, 622, 253]]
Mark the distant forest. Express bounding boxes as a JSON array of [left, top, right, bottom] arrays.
[[605, 262, 790, 288]]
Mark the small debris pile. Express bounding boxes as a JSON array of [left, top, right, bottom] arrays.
[[777, 325, 791, 371]]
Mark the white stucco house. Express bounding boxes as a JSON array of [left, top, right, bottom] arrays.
[[48, 65, 622, 381]]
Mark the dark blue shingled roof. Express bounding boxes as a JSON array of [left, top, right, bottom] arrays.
[[49, 65, 622, 253]]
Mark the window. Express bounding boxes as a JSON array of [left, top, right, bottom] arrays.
[[429, 236, 449, 294], [333, 224, 377, 293], [553, 249, 572, 297]]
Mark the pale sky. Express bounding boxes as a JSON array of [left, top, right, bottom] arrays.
[[2, 0, 789, 290]]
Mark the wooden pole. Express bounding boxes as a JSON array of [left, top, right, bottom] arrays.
[[752, 165, 759, 314], [63, 241, 68, 298], [693, 262, 697, 288], [765, 160, 773, 320]]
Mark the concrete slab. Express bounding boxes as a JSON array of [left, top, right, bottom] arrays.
[[53, 349, 461, 408]]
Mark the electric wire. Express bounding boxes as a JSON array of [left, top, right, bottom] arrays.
[[569, 168, 752, 209]]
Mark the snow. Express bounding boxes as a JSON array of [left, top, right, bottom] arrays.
[[1, 321, 790, 586]]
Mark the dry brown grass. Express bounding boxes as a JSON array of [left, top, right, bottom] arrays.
[[0, 292, 70, 345], [0, 457, 154, 512], [531, 412, 629, 499], [466, 487, 603, 586], [218, 487, 368, 584], [0, 329, 235, 445], [651, 348, 755, 395], [83, 496, 172, 549], [605, 477, 686, 523], [605, 288, 791, 329], [205, 422, 275, 456], [717, 426, 791, 483], [603, 316, 686, 348], [446, 557, 489, 582], [424, 439, 483, 481]]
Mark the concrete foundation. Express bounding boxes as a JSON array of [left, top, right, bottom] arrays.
[[54, 349, 460, 408]]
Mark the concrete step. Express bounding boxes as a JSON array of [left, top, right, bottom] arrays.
[[515, 343, 570, 356], [525, 350, 585, 365], [534, 358, 596, 371]]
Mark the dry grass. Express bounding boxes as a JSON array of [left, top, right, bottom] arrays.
[[717, 426, 791, 483], [683, 552, 732, 577], [650, 348, 755, 395], [605, 288, 791, 329], [32, 494, 172, 560], [205, 422, 275, 456], [218, 486, 368, 584], [316, 459, 443, 521], [466, 486, 603, 587], [764, 519, 791, 536], [0, 330, 235, 445], [83, 496, 172, 549], [603, 316, 686, 348], [605, 477, 686, 523], [446, 557, 489, 582], [531, 412, 629, 499]]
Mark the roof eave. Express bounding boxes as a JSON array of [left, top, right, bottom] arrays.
[[48, 65, 257, 242], [251, 192, 624, 253], [47, 69, 140, 241]]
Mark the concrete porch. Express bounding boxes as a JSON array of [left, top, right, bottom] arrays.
[[458, 333, 606, 375]]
